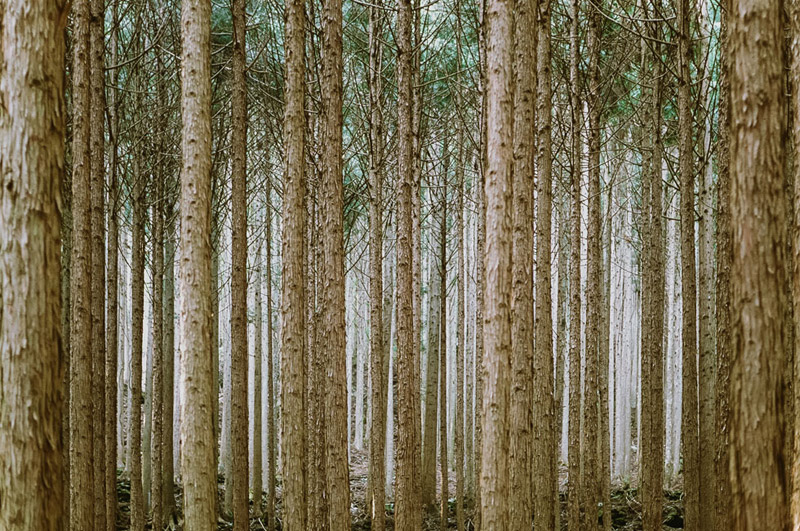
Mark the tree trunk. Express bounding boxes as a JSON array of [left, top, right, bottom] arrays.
[[510, 0, 536, 522], [266, 173, 277, 531], [0, 1, 67, 528], [480, 0, 514, 523], [730, 0, 790, 525], [163, 200, 176, 522], [438, 156, 449, 530], [151, 162, 165, 531], [282, 0, 309, 521], [179, 0, 217, 527]]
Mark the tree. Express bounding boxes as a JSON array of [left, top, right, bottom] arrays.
[[437, 150, 449, 529], [70, 0, 95, 527], [231, 0, 250, 526], [509, 0, 536, 522], [282, 0, 309, 522], [395, 0, 421, 522], [480, 0, 514, 524], [0, 1, 67, 528], [730, 0, 790, 525], [150, 151, 165, 531], [179, 0, 217, 528]]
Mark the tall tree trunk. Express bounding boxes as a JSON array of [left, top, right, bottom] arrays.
[[0, 1, 67, 528], [480, 0, 514, 523], [179, 0, 217, 528], [70, 0, 95, 527], [282, 0, 308, 521], [534, 0, 556, 523], [266, 173, 277, 531], [320, 0, 350, 521], [90, 0, 106, 526], [678, 0, 700, 524], [510, 0, 536, 522], [106, 1, 121, 526], [253, 212, 264, 519], [163, 200, 176, 522], [567, 0, 582, 523], [231, 0, 250, 527], [640, 5, 665, 530], [151, 161, 165, 531], [730, 0, 790, 525], [368, 2, 387, 526], [438, 156, 449, 530], [395, 0, 421, 521], [714, 0, 732, 528]]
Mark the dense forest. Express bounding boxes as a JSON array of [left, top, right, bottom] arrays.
[[0, 0, 796, 528]]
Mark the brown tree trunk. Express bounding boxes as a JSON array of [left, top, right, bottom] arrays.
[[231, 0, 250, 526], [282, 0, 308, 521], [90, 0, 106, 526], [70, 0, 95, 527], [163, 199, 176, 523], [395, 0, 421, 521], [480, 0, 514, 523], [0, 1, 67, 528], [179, 0, 217, 528], [253, 213, 264, 519], [266, 173, 277, 531], [714, 2, 732, 528], [510, 0, 536, 522], [534, 0, 556, 523], [567, 0, 582, 523], [640, 5, 665, 530], [151, 163, 165, 531], [438, 156, 449, 530], [791, 0, 800, 526], [678, 0, 700, 524], [730, 0, 790, 525], [368, 2, 387, 527]]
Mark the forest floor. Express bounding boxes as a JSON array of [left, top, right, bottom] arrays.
[[115, 450, 684, 530]]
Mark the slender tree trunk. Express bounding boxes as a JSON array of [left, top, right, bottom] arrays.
[[368, 3, 387, 526], [70, 0, 95, 527], [510, 0, 536, 522], [106, 2, 121, 526], [266, 173, 277, 531], [395, 0, 421, 521], [320, 0, 350, 521], [282, 0, 308, 521], [253, 218, 264, 518], [567, 0, 583, 523], [534, 0, 556, 524], [480, 0, 514, 523], [0, 1, 67, 528], [179, 0, 217, 528], [231, 0, 250, 526], [89, 0, 106, 526], [438, 159, 449, 530], [714, 1, 732, 528], [151, 163, 165, 531], [163, 201, 176, 523], [678, 0, 700, 524]]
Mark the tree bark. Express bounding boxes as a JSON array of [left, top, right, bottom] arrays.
[[480, 0, 514, 523], [179, 0, 217, 527], [0, 1, 67, 528], [730, 0, 790, 525]]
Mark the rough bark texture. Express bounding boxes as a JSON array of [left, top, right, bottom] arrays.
[[510, 0, 536, 523], [714, 1, 732, 528], [730, 0, 790, 526], [163, 203, 176, 522], [640, 7, 665, 530], [395, 0, 421, 523], [320, 0, 351, 522], [89, 0, 106, 526], [0, 1, 67, 528], [281, 0, 308, 523], [266, 175, 277, 531], [792, 0, 800, 524], [179, 0, 217, 528], [368, 3, 386, 527], [151, 170, 165, 531], [534, 0, 556, 525], [480, 0, 514, 524], [231, 0, 250, 526], [567, 0, 582, 524], [70, 0, 95, 527], [253, 226, 264, 518], [678, 0, 700, 525], [438, 166, 448, 530]]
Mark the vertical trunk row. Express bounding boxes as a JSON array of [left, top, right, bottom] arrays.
[[480, 0, 514, 523], [0, 1, 67, 528], [729, 0, 789, 523], [179, 0, 216, 528]]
